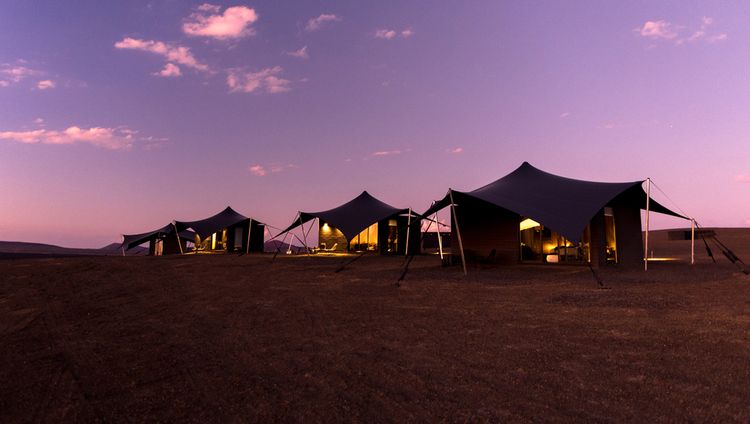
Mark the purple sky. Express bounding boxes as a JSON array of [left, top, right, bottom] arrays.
[[1, 1, 748, 247]]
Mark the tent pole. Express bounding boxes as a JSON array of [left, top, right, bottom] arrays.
[[435, 207, 444, 261], [246, 219, 252, 254], [298, 212, 311, 253], [644, 178, 651, 271], [173, 222, 184, 255], [405, 208, 412, 257], [121, 246, 125, 257], [449, 189, 467, 276], [691, 218, 695, 265]]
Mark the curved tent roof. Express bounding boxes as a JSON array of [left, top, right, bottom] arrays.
[[280, 191, 412, 240], [423, 162, 685, 242], [121, 224, 195, 251], [175, 206, 249, 239]]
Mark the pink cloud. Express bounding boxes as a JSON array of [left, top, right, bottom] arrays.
[[183, 5, 258, 39], [36, 79, 55, 90], [372, 150, 401, 156], [636, 17, 727, 46], [0, 126, 142, 150], [114, 38, 209, 72], [375, 28, 413, 40], [735, 175, 750, 183], [375, 29, 397, 40], [249, 165, 266, 176], [637, 20, 678, 40], [227, 66, 291, 94], [154, 63, 181, 77], [285, 46, 309, 59], [306, 14, 341, 31], [0, 63, 42, 87], [447, 147, 464, 154]]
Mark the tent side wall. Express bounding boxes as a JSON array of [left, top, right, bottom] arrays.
[[162, 234, 186, 255], [613, 206, 643, 267], [225, 220, 266, 253], [375, 216, 422, 255], [451, 197, 520, 264], [249, 221, 265, 252]]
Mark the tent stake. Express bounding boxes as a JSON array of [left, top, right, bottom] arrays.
[[449, 189, 467, 276], [173, 222, 184, 255], [644, 178, 651, 271], [405, 208, 412, 257]]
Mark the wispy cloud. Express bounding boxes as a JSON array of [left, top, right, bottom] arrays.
[[36, 79, 55, 90], [114, 37, 209, 72], [183, 4, 258, 39], [249, 164, 266, 176], [306, 14, 341, 31], [0, 126, 144, 150], [635, 17, 727, 45], [735, 174, 750, 183], [154, 63, 182, 77], [559, 112, 571, 118], [375, 27, 414, 40], [372, 150, 402, 156], [227, 66, 291, 94], [248, 163, 296, 176], [637, 20, 678, 40], [285, 46, 309, 59], [447, 147, 464, 154], [0, 62, 43, 87]]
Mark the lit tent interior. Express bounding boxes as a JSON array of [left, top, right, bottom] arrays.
[[277, 191, 421, 254], [422, 162, 687, 269], [175, 206, 265, 253]]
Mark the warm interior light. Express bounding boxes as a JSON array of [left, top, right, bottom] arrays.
[[322, 223, 331, 233], [519, 218, 541, 231]]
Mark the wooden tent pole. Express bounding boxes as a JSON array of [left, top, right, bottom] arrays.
[[173, 222, 184, 255], [405, 208, 412, 257], [434, 206, 444, 261], [644, 178, 651, 271], [298, 212, 311, 253], [449, 189, 467, 276], [246, 219, 252, 254], [691, 218, 695, 265]]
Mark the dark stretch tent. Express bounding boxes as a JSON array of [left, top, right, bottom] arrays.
[[279, 191, 420, 254], [121, 223, 195, 255], [423, 162, 686, 269], [175, 206, 265, 253]]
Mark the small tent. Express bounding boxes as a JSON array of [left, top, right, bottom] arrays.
[[423, 162, 686, 268], [175, 206, 264, 253], [279, 191, 420, 254], [121, 223, 195, 255]]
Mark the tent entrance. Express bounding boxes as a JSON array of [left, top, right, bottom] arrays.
[[350, 222, 379, 252], [519, 218, 590, 264]]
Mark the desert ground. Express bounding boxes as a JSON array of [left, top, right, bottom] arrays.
[[1, 230, 749, 422]]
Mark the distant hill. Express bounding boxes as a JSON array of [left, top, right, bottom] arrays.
[[0, 241, 147, 259]]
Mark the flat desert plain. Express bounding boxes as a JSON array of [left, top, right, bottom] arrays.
[[1, 234, 749, 421]]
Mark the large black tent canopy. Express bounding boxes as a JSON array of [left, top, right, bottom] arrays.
[[279, 191, 416, 240], [423, 162, 686, 242], [175, 206, 250, 239], [121, 223, 195, 251]]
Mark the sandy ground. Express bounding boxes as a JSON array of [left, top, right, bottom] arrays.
[[1, 252, 749, 422]]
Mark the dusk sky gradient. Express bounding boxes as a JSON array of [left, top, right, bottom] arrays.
[[1, 1, 748, 247]]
